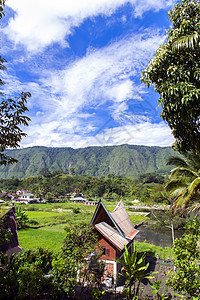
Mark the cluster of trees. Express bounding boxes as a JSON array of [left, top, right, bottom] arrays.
[[142, 0, 200, 213], [141, 1, 200, 298], [1, 214, 199, 299], [0, 171, 169, 204]]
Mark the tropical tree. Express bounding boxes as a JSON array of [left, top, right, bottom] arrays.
[[116, 244, 152, 299], [0, 0, 31, 165], [52, 223, 101, 298], [166, 218, 200, 298], [165, 151, 200, 212], [141, 0, 200, 153]]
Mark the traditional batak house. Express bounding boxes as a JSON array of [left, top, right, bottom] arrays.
[[0, 206, 23, 257], [91, 199, 139, 282]]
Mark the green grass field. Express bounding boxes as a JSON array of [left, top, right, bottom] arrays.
[[0, 202, 175, 259], [18, 228, 65, 252], [15, 202, 174, 259], [16, 202, 149, 253]]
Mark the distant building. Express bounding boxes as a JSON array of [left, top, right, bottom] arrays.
[[71, 196, 98, 206], [71, 196, 86, 203], [0, 192, 15, 201], [91, 200, 139, 281], [16, 191, 37, 204], [16, 189, 30, 196], [85, 200, 99, 206]]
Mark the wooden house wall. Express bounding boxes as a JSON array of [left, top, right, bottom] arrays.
[[92, 205, 115, 229], [97, 234, 117, 261]]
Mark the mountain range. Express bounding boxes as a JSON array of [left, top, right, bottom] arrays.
[[0, 144, 177, 179]]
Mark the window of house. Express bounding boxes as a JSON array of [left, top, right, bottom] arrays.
[[102, 247, 110, 256], [105, 248, 110, 256]]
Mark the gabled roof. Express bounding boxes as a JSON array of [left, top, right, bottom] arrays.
[[91, 200, 139, 250], [94, 221, 129, 251], [110, 200, 137, 239], [91, 200, 125, 239]]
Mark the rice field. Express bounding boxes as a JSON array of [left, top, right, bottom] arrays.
[[16, 202, 149, 252]]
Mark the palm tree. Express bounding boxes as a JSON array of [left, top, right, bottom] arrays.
[[165, 151, 200, 212]]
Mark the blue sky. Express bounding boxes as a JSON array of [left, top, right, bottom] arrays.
[[1, 0, 177, 149]]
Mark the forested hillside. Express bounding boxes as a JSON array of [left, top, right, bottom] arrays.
[[0, 144, 176, 179]]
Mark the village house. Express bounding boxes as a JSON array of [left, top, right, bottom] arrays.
[[90, 199, 139, 282], [71, 196, 98, 206], [15, 190, 37, 204], [16, 189, 30, 196]]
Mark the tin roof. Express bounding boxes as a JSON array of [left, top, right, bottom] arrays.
[[91, 200, 139, 251], [94, 221, 129, 251], [110, 200, 138, 239]]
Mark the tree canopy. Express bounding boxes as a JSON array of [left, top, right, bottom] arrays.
[[141, 0, 200, 153], [0, 1, 31, 165], [167, 218, 200, 298]]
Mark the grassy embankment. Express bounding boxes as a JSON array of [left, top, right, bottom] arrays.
[[1, 202, 174, 258]]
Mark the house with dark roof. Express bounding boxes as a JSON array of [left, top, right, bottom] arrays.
[[91, 199, 138, 281]]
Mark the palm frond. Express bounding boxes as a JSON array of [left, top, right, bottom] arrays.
[[173, 194, 188, 210], [166, 156, 189, 168], [165, 178, 186, 195], [172, 31, 199, 51], [186, 202, 200, 216], [173, 178, 200, 210], [170, 167, 197, 179], [186, 177, 200, 197]]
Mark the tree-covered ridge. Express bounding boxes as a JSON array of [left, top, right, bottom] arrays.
[[0, 145, 177, 179]]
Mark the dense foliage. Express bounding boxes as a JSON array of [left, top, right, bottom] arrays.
[[0, 225, 102, 299], [167, 218, 200, 298], [0, 247, 56, 299], [141, 0, 200, 153], [0, 172, 169, 204]]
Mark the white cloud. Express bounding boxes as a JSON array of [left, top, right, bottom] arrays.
[[92, 122, 175, 147], [40, 29, 165, 122], [22, 121, 174, 148], [2, 28, 167, 148], [5, 0, 175, 52]]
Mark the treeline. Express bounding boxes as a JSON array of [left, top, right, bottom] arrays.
[[0, 170, 170, 204]]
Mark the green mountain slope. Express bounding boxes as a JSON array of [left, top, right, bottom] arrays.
[[0, 144, 177, 179]]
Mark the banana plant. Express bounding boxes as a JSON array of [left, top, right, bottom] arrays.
[[116, 244, 154, 299]]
